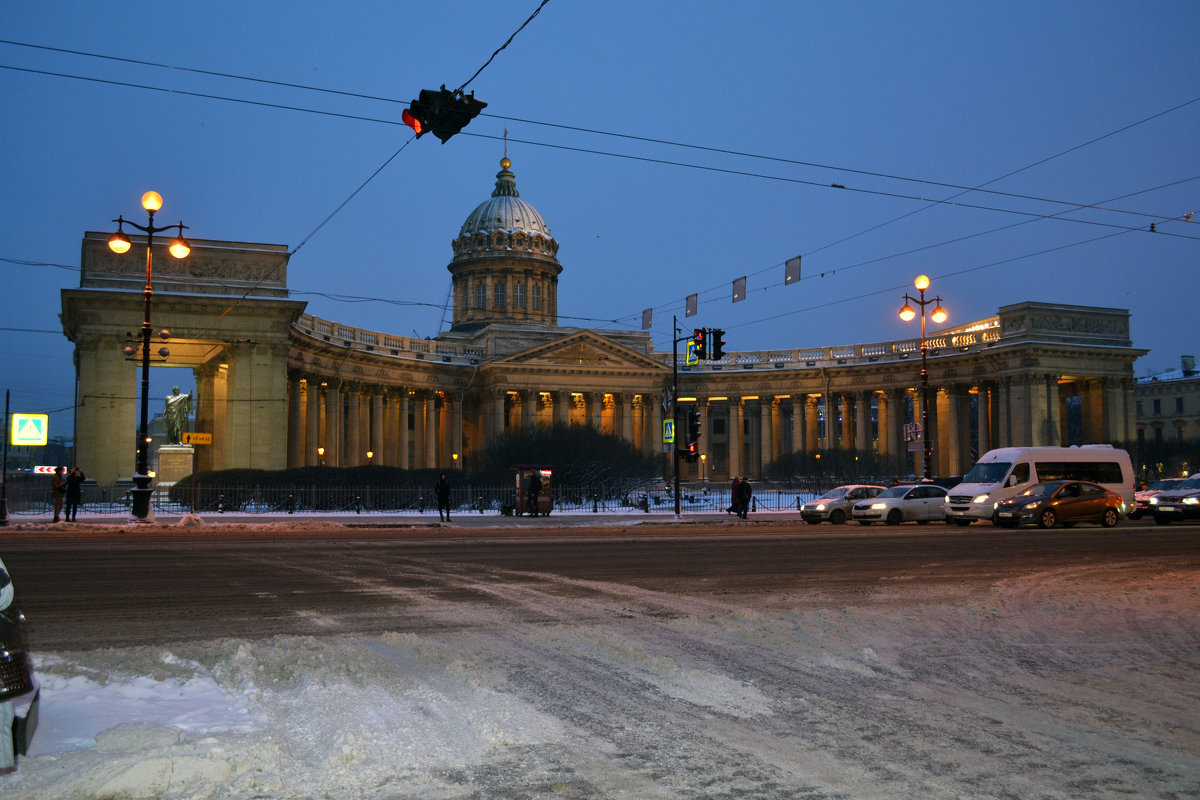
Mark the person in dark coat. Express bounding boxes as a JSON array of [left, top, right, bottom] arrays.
[[527, 471, 542, 516], [65, 466, 86, 522], [435, 472, 452, 521], [50, 466, 66, 523], [736, 477, 752, 519]]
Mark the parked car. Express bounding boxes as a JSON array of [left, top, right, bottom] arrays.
[[993, 480, 1123, 528], [1129, 477, 1184, 519], [800, 484, 885, 524], [851, 484, 948, 525], [1149, 473, 1200, 525]]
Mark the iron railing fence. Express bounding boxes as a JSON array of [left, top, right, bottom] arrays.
[[0, 479, 843, 518]]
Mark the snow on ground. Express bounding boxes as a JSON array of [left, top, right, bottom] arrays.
[[3, 537, 1199, 798]]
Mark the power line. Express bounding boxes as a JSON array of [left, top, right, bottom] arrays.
[[1, 47, 1193, 226], [454, 0, 552, 93]]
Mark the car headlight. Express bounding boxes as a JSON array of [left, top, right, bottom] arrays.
[[973, 493, 989, 504], [1023, 501, 1041, 510], [1149, 497, 1159, 505], [815, 503, 826, 511], [870, 502, 887, 510], [1184, 497, 1199, 506]]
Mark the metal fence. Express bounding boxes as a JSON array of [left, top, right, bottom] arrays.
[[0, 481, 824, 518]]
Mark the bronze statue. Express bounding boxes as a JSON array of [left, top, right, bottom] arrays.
[[163, 386, 193, 445]]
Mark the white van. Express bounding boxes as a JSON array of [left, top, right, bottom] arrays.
[[945, 445, 1135, 525]]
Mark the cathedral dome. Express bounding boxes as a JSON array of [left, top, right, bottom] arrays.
[[457, 156, 554, 240]]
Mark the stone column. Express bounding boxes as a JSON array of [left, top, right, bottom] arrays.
[[424, 392, 438, 468], [728, 399, 744, 479], [411, 391, 425, 469], [621, 393, 634, 443], [552, 390, 569, 428], [790, 397, 804, 456], [761, 398, 777, 469], [305, 378, 322, 466], [805, 396, 820, 454], [855, 391, 872, 455], [995, 377, 1011, 448], [287, 373, 303, 469], [398, 391, 411, 469], [370, 390, 384, 465], [451, 391, 464, 466], [976, 382, 993, 456], [590, 392, 603, 431], [839, 395, 854, 450], [346, 384, 362, 467]]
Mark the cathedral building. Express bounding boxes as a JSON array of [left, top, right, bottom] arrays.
[[63, 155, 1145, 486]]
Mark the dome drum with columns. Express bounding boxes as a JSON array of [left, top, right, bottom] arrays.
[[448, 156, 561, 331], [62, 151, 1148, 486]]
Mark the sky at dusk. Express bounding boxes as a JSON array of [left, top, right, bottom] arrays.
[[2, 1, 1197, 442]]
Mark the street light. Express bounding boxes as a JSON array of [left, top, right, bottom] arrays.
[[108, 191, 191, 520], [899, 274, 948, 481], [317, 446, 325, 465]]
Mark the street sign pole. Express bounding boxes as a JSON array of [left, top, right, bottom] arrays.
[[0, 390, 9, 527]]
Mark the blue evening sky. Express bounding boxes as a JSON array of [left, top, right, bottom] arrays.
[[2, 1, 1197, 441]]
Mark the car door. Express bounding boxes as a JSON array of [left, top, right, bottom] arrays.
[[919, 486, 946, 520], [1054, 483, 1084, 523]]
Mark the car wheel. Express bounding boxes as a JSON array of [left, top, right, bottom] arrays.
[[1153, 513, 1172, 526], [1039, 509, 1056, 529], [829, 509, 846, 525], [954, 519, 972, 527], [1101, 508, 1119, 528], [886, 509, 902, 526]]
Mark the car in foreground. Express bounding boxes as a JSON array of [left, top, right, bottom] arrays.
[[1129, 477, 1184, 519], [1149, 473, 1200, 525], [851, 484, 948, 525], [993, 480, 1123, 528], [800, 484, 886, 524]]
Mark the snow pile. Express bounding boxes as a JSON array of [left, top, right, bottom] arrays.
[[3, 564, 1198, 798]]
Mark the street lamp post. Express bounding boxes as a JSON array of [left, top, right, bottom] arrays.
[[899, 275, 947, 482], [108, 191, 190, 520]]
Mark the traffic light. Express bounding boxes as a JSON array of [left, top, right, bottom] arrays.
[[402, 86, 488, 144], [709, 328, 725, 360], [693, 328, 706, 360], [685, 441, 699, 462], [687, 406, 701, 444]]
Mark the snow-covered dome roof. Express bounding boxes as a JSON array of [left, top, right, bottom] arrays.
[[458, 157, 554, 240]]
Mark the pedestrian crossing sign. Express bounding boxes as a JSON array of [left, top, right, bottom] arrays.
[[11, 413, 49, 446]]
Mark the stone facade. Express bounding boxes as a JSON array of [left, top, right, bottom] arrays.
[[62, 160, 1148, 486]]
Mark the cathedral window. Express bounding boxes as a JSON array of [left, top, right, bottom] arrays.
[[494, 281, 506, 308], [514, 283, 525, 308], [475, 283, 486, 310], [532, 284, 542, 310]]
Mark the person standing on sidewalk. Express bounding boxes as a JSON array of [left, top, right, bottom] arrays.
[[435, 472, 452, 522], [65, 466, 86, 522], [50, 467, 66, 523]]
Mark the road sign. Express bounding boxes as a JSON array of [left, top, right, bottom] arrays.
[[33, 465, 63, 474], [903, 423, 923, 443], [11, 413, 48, 446], [181, 432, 212, 445], [684, 340, 698, 366], [663, 419, 675, 444]]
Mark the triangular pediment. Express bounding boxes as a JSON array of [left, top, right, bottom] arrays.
[[492, 330, 666, 371]]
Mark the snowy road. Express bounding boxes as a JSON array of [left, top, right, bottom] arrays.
[[2, 520, 1199, 798]]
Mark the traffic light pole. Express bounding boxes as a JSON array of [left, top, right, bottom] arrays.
[[672, 316, 681, 519]]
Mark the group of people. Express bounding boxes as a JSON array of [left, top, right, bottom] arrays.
[[727, 476, 753, 518], [50, 466, 86, 523]]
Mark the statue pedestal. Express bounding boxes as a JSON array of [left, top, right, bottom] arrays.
[[157, 444, 196, 485]]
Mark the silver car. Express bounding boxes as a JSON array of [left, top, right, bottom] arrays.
[[851, 484, 949, 525], [800, 485, 885, 524]]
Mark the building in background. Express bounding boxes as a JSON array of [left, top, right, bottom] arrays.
[[1135, 355, 1200, 443]]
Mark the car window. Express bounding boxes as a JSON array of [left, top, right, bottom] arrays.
[[1080, 483, 1103, 496], [866, 487, 883, 497]]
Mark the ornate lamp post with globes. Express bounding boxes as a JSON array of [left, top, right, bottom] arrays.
[[108, 191, 191, 520], [899, 275, 947, 482]]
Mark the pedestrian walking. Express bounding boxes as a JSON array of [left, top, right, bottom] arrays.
[[728, 475, 740, 515], [65, 466, 86, 522], [50, 467, 66, 523], [736, 477, 752, 519], [435, 472, 452, 521]]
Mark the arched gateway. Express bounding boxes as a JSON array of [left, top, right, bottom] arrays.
[[62, 157, 1146, 486]]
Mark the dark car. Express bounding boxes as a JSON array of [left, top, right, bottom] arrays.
[[994, 480, 1123, 529], [1130, 477, 1184, 519], [800, 484, 886, 524], [1150, 473, 1200, 525]]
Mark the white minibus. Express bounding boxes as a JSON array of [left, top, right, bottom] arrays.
[[945, 445, 1135, 525]]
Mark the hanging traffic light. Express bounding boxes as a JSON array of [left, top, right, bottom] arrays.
[[686, 441, 699, 462], [693, 328, 706, 360], [401, 86, 488, 144], [709, 328, 725, 360]]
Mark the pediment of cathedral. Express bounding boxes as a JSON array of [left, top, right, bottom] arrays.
[[492, 331, 666, 371]]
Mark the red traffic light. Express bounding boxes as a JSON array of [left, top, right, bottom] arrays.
[[402, 86, 488, 144]]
